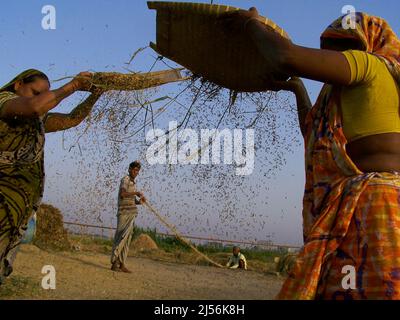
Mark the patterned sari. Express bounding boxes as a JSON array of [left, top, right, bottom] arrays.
[[277, 13, 400, 299], [0, 70, 46, 282]]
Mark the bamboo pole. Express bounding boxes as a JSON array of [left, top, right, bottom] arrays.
[[143, 201, 225, 268]]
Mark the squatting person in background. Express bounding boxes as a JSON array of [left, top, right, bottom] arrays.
[[0, 69, 104, 283], [111, 161, 146, 273], [226, 246, 247, 270], [219, 8, 400, 299]]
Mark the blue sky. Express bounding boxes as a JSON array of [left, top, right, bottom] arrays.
[[1, 1, 399, 246]]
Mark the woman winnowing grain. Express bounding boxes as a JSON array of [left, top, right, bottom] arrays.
[[0, 69, 104, 282], [219, 8, 400, 299]]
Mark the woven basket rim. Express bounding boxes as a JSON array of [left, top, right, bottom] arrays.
[[147, 1, 290, 39]]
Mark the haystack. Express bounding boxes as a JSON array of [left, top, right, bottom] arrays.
[[132, 233, 158, 252], [33, 204, 71, 251]]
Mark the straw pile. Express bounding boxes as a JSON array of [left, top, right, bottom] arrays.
[[132, 233, 159, 252], [148, 1, 290, 92], [33, 204, 71, 251]]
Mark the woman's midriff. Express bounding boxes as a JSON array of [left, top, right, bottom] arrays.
[[346, 132, 400, 173]]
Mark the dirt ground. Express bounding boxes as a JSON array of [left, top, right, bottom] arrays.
[[1, 244, 284, 300]]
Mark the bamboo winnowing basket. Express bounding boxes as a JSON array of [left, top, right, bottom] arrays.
[[148, 1, 290, 92]]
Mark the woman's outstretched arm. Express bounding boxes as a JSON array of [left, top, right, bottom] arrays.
[[45, 89, 103, 133], [289, 79, 313, 137], [219, 8, 352, 86], [0, 72, 93, 118], [268, 77, 312, 137]]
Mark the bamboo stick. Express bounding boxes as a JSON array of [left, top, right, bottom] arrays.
[[143, 201, 225, 268]]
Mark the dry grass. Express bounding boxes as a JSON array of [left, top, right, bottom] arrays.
[[0, 275, 39, 299], [34, 204, 71, 251]]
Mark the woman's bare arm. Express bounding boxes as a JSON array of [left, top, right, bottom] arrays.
[[268, 77, 312, 137], [0, 82, 78, 118], [45, 91, 103, 133], [287, 78, 313, 137], [219, 8, 352, 86], [0, 72, 93, 119], [247, 20, 352, 85]]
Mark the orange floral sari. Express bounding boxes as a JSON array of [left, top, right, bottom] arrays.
[[277, 13, 400, 300]]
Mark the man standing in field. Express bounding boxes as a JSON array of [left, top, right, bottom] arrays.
[[111, 161, 146, 273], [226, 246, 247, 270]]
